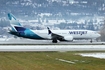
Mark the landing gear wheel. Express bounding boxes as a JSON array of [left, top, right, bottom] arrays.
[[52, 39, 57, 43], [90, 39, 92, 43], [14, 36, 17, 38]]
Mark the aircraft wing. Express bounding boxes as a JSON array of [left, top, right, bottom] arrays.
[[51, 33, 64, 41], [47, 27, 73, 43], [47, 27, 68, 43]]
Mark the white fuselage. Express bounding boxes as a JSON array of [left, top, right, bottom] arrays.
[[7, 13, 101, 43], [31, 29, 100, 40]]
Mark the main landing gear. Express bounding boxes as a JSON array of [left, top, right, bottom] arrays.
[[90, 39, 92, 43], [52, 39, 57, 43]]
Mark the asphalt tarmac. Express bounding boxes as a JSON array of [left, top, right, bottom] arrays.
[[0, 45, 105, 52], [0, 39, 105, 45], [0, 39, 104, 52]]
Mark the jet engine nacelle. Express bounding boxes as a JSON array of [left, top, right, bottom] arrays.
[[64, 36, 73, 41]]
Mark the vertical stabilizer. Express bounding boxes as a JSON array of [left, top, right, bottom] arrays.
[[8, 13, 22, 32]]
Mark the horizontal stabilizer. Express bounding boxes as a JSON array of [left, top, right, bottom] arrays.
[[14, 26, 26, 32]]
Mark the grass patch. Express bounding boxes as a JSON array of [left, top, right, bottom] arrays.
[[0, 51, 105, 70]]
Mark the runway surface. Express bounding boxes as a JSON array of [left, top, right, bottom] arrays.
[[0, 39, 105, 52], [0, 38, 105, 45], [0, 45, 105, 52]]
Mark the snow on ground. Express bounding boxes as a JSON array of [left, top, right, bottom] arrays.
[[79, 53, 105, 59]]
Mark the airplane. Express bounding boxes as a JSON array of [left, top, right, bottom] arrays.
[[7, 13, 101, 43]]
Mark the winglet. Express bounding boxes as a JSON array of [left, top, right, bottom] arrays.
[[47, 27, 52, 35]]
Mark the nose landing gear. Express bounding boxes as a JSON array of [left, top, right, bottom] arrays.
[[90, 39, 92, 43]]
